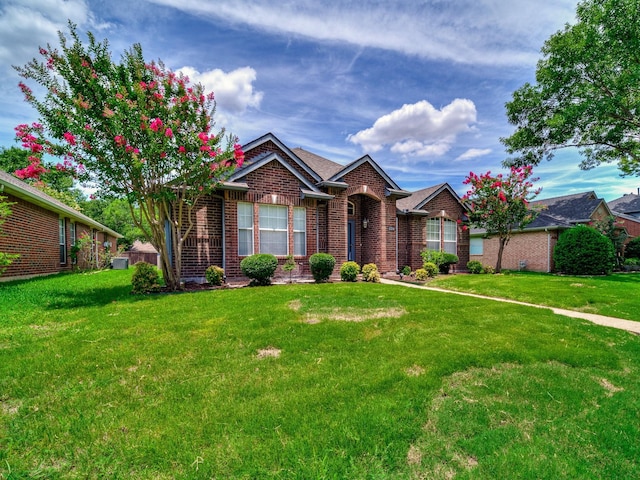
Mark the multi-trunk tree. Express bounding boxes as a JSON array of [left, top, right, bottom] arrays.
[[463, 165, 541, 273], [14, 23, 244, 290]]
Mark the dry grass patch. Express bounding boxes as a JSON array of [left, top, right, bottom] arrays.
[[303, 307, 406, 324], [256, 347, 281, 359], [599, 378, 624, 396], [406, 364, 426, 377]]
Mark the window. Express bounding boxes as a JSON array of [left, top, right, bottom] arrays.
[[259, 204, 288, 255], [470, 237, 483, 255], [293, 207, 306, 256], [443, 219, 457, 254], [70, 223, 77, 264], [59, 218, 66, 264], [347, 201, 355, 216], [426, 218, 440, 251], [238, 202, 254, 256], [426, 217, 457, 254]]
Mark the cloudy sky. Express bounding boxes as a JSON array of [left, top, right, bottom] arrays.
[[1, 0, 638, 201]]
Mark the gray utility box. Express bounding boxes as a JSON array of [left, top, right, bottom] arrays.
[[111, 257, 129, 270]]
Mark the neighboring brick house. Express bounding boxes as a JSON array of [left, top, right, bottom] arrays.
[[0, 170, 121, 281], [608, 192, 640, 240], [469, 191, 613, 272], [179, 133, 471, 281], [396, 183, 470, 272]]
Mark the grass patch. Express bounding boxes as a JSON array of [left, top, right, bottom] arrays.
[[430, 271, 640, 321], [1, 270, 639, 478]]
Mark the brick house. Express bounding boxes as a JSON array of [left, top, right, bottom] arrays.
[[608, 192, 640, 241], [396, 183, 470, 272], [0, 170, 121, 281], [469, 191, 614, 272], [179, 133, 470, 281]]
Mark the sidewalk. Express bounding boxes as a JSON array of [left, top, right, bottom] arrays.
[[380, 278, 640, 335]]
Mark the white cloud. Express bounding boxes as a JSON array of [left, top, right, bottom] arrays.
[[347, 99, 477, 157], [176, 66, 263, 115], [0, 0, 94, 73], [144, 0, 576, 66], [456, 148, 492, 161]]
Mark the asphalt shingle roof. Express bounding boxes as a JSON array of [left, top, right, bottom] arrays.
[[291, 147, 344, 181], [608, 193, 640, 215], [396, 183, 445, 211]]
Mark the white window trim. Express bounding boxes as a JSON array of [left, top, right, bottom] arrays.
[[293, 207, 306, 257], [238, 202, 254, 256]]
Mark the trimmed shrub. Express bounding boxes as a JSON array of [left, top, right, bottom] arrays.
[[420, 249, 445, 267], [483, 265, 495, 274], [625, 236, 640, 260], [362, 263, 380, 283], [467, 260, 484, 274], [423, 261, 439, 278], [553, 225, 616, 275], [440, 252, 459, 274], [205, 265, 225, 286], [401, 265, 412, 276], [340, 261, 360, 282], [309, 253, 335, 282], [131, 261, 161, 294], [240, 254, 278, 286], [415, 268, 429, 281]]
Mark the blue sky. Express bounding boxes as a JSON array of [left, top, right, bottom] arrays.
[[1, 0, 638, 201]]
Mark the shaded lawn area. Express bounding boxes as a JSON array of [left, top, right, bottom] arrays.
[[430, 271, 640, 322], [1, 270, 639, 479]]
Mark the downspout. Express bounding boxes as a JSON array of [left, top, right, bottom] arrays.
[[546, 228, 550, 273], [221, 198, 226, 271]]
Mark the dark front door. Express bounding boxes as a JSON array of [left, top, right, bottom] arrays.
[[347, 220, 356, 261]]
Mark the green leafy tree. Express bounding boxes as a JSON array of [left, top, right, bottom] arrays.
[[590, 215, 628, 266], [0, 196, 20, 276], [502, 0, 640, 176], [81, 197, 147, 249], [13, 23, 244, 290], [463, 166, 541, 273]]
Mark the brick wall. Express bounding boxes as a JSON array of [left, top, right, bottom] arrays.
[[470, 230, 559, 272], [0, 193, 119, 280]]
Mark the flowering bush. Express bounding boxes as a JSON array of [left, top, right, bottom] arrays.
[[13, 25, 243, 291], [340, 261, 360, 282]]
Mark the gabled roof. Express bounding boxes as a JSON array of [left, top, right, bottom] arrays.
[[608, 193, 640, 215], [531, 191, 609, 225], [396, 183, 466, 213], [0, 170, 122, 238], [327, 154, 408, 194]]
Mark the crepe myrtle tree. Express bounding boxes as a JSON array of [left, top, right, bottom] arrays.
[[463, 165, 541, 273], [13, 23, 244, 291]]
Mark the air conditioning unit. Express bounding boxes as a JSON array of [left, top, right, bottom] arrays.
[[111, 257, 129, 270]]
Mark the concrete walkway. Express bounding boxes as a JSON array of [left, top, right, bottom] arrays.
[[380, 278, 640, 335]]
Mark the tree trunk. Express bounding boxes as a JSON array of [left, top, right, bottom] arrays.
[[495, 236, 508, 273]]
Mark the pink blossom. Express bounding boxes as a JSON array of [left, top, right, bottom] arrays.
[[84, 124, 92, 130], [103, 107, 115, 118], [198, 132, 209, 143], [114, 135, 127, 146], [115, 93, 124, 100], [63, 132, 76, 145], [149, 118, 163, 132], [178, 146, 186, 154], [164, 127, 173, 138]]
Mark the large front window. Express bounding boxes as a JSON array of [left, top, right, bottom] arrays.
[[259, 205, 288, 256], [426, 217, 457, 254], [293, 207, 306, 256], [238, 202, 254, 256]]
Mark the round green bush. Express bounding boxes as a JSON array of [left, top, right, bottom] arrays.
[[414, 268, 429, 281], [309, 253, 335, 282], [423, 261, 439, 277], [240, 254, 278, 286], [205, 265, 225, 286], [131, 261, 161, 294], [340, 261, 360, 282], [625, 236, 640, 260], [401, 265, 412, 276], [467, 260, 484, 274], [554, 225, 616, 275], [362, 263, 380, 283]]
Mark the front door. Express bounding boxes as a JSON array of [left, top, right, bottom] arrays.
[[347, 220, 356, 261]]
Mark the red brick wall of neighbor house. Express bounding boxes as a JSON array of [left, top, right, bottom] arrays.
[[343, 162, 397, 272], [470, 230, 559, 272], [617, 215, 640, 240], [0, 194, 119, 279]]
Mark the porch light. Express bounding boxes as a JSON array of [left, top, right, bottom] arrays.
[[362, 218, 369, 229]]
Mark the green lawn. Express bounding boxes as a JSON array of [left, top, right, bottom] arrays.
[[429, 271, 640, 321], [1, 270, 639, 479]]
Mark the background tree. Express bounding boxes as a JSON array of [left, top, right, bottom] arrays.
[[0, 196, 20, 276], [463, 165, 541, 273], [14, 24, 244, 290], [590, 215, 628, 267], [0, 146, 85, 210], [81, 197, 147, 250], [502, 0, 640, 176]]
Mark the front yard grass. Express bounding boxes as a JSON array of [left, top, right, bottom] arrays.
[[1, 270, 639, 478], [430, 270, 640, 321]]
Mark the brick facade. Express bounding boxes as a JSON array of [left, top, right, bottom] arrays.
[[471, 230, 559, 272], [0, 191, 120, 281]]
